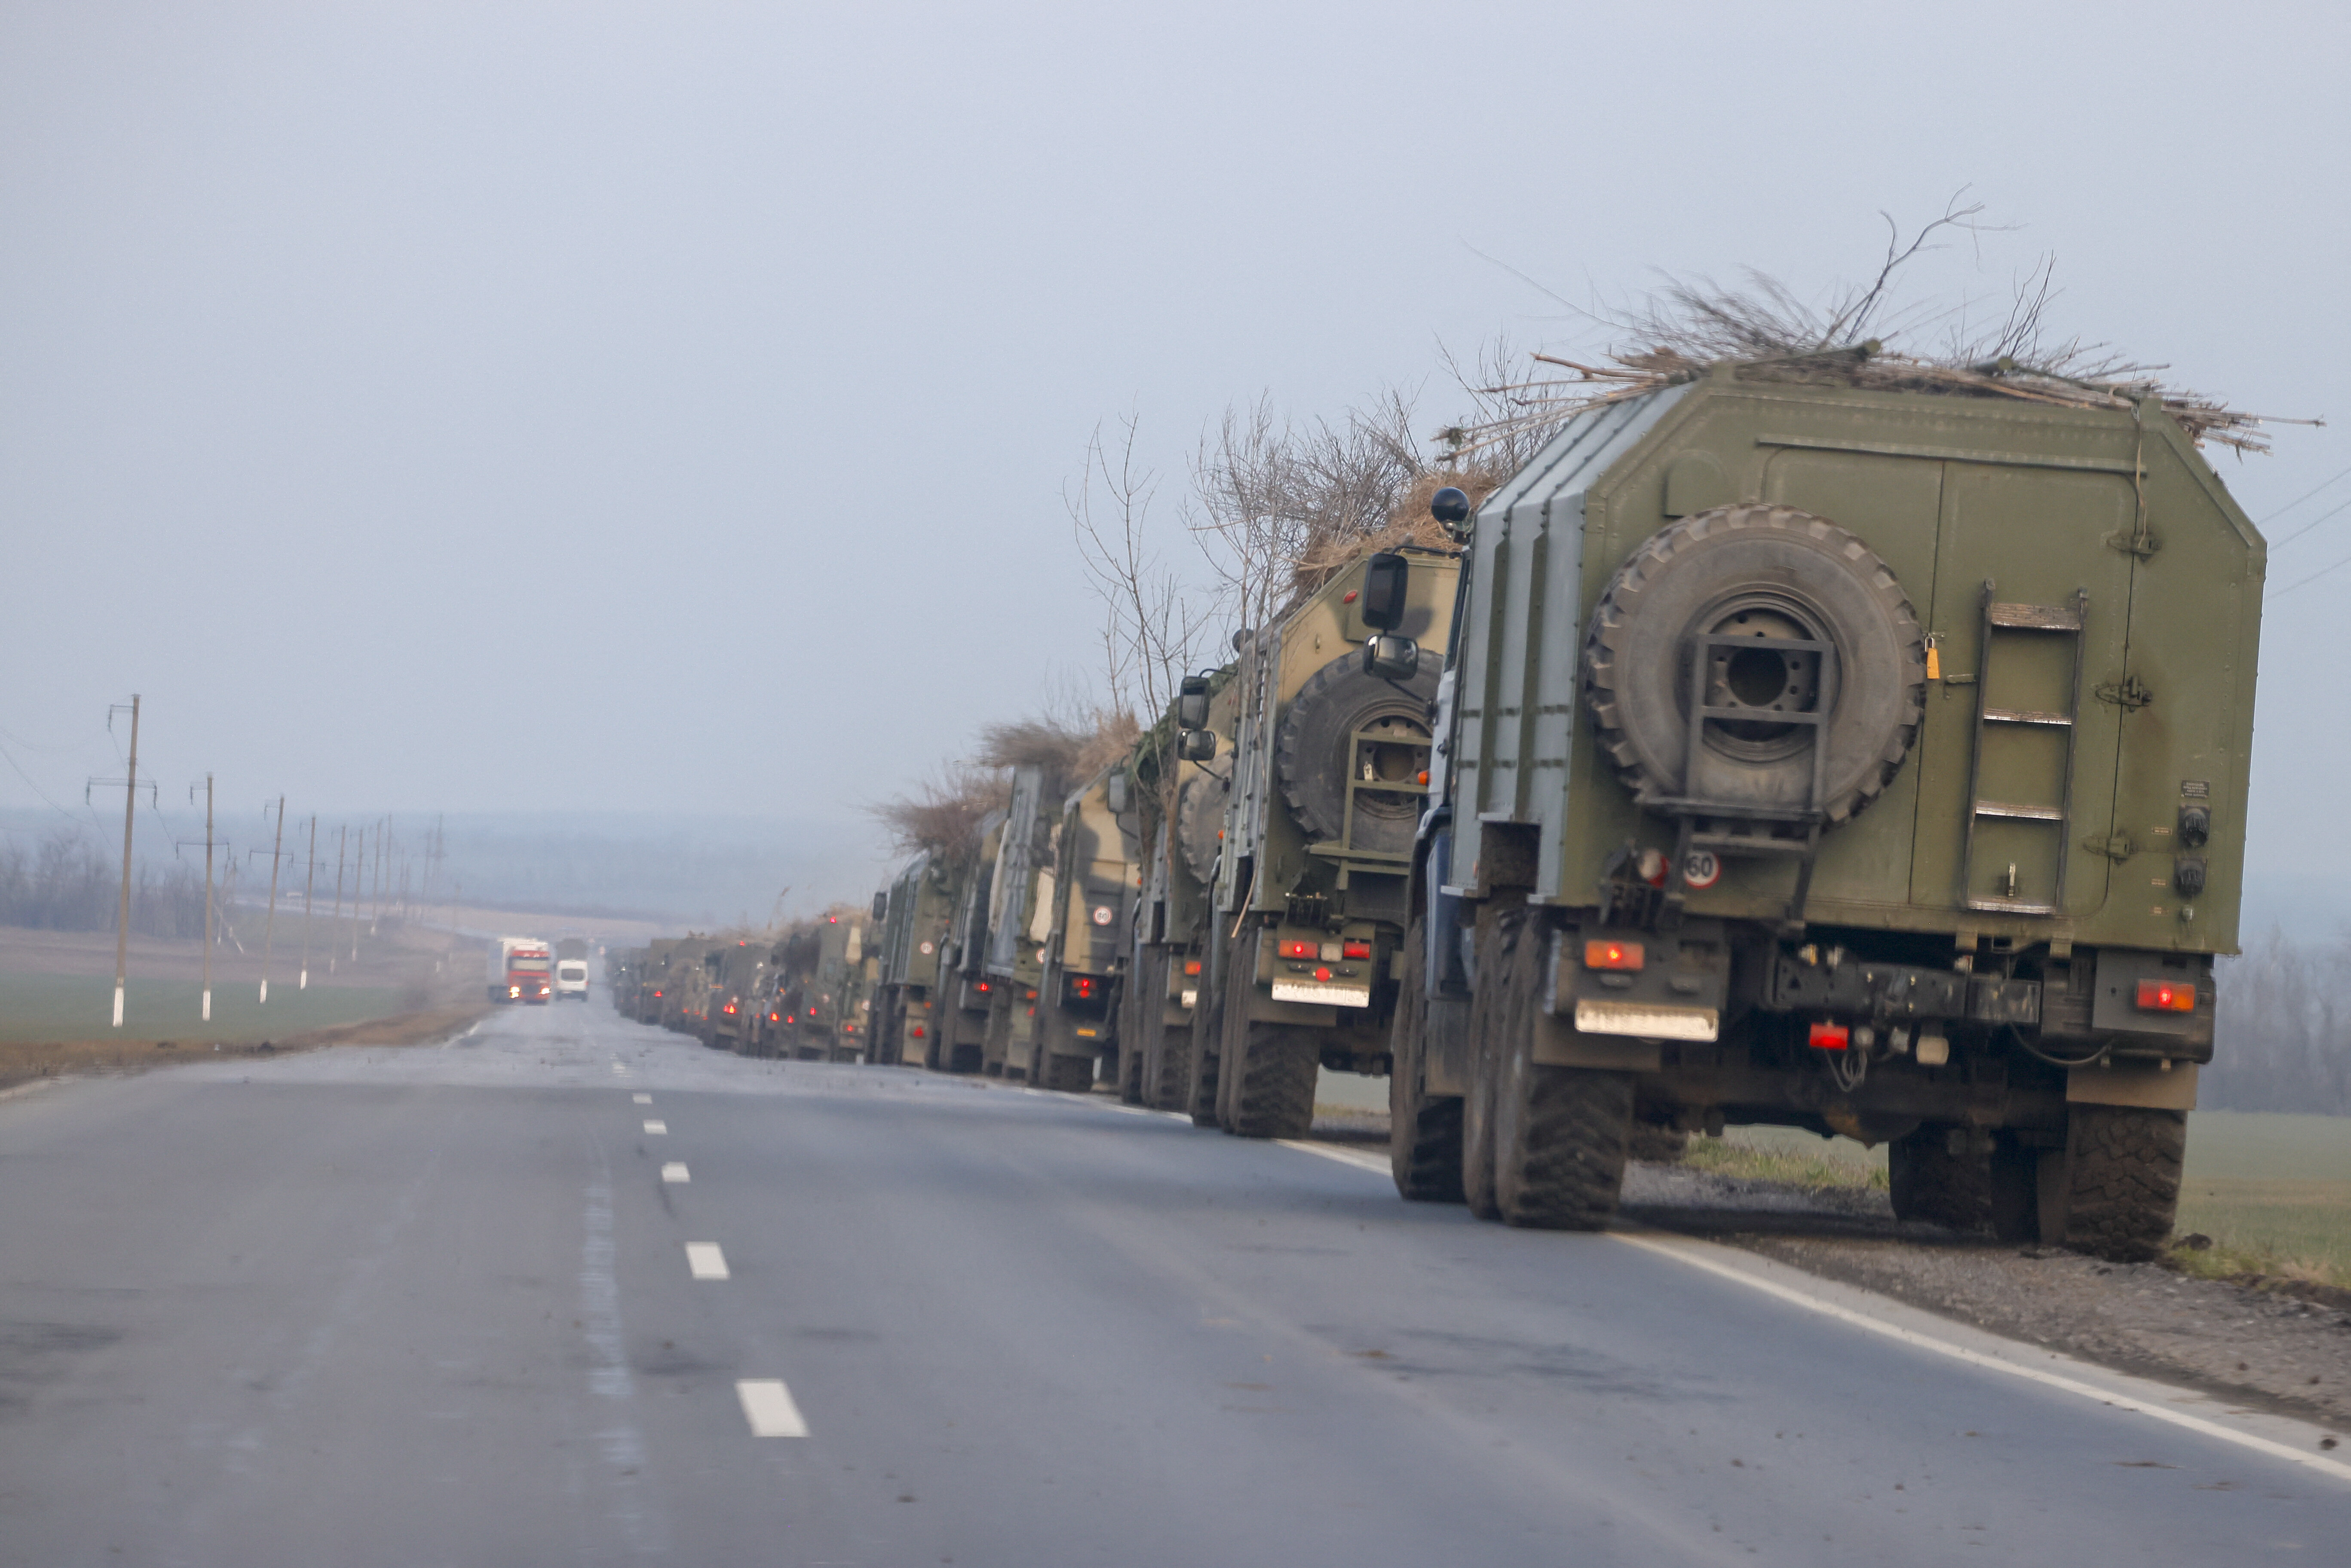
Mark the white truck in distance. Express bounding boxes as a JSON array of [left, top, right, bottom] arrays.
[[554, 937, 590, 1001], [489, 937, 554, 1004]]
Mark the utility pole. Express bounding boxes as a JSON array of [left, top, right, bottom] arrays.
[[88, 695, 147, 1029], [258, 795, 285, 1004], [298, 814, 318, 989], [193, 775, 215, 1023], [329, 825, 347, 975], [350, 823, 365, 961]]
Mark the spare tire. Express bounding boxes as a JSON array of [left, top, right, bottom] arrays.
[[1176, 767, 1228, 886], [1275, 649, 1440, 857], [1583, 504, 1925, 825]]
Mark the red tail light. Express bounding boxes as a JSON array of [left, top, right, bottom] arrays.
[[911, 1026, 926, 1038], [724, 1003, 736, 1014], [1278, 940, 1315, 959], [2136, 979, 2197, 1013], [977, 981, 991, 992], [1342, 940, 1371, 959], [1808, 1021, 1850, 1050], [1313, 966, 1332, 982], [1183, 960, 1201, 976], [769, 1012, 779, 1021], [1584, 939, 1645, 972]]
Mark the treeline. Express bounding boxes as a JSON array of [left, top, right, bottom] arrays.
[[0, 830, 210, 940], [2206, 928, 2351, 1115]]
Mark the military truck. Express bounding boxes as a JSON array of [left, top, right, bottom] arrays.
[[1115, 677, 1238, 1109], [871, 853, 954, 1067], [981, 765, 1058, 1082], [934, 809, 1008, 1073], [1188, 546, 1462, 1138], [704, 937, 769, 1052], [1033, 766, 1141, 1093], [1391, 365, 2258, 1261]]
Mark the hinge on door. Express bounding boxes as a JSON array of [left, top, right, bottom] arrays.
[[2094, 674, 2153, 710], [2081, 833, 2136, 862]]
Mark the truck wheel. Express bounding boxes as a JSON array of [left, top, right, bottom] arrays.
[[1389, 913, 1465, 1203], [1460, 907, 1520, 1221], [1118, 1036, 1146, 1103], [1154, 1024, 1192, 1112], [1584, 503, 1926, 824], [1888, 1125, 1991, 1231], [2056, 1106, 2185, 1263], [1487, 910, 1631, 1229], [1274, 652, 1440, 858], [1186, 935, 1229, 1127], [1627, 1124, 1689, 1163], [1045, 1053, 1095, 1094], [1176, 770, 1229, 887], [1222, 1023, 1316, 1139]]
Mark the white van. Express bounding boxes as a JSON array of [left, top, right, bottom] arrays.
[[555, 959, 589, 1001]]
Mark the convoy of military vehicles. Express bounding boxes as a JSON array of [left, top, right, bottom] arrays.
[[606, 362, 2263, 1265]]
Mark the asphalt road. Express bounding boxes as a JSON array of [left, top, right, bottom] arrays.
[[2, 1000, 2345, 1566]]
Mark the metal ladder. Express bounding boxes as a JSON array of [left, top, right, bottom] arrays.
[[1958, 581, 2088, 917]]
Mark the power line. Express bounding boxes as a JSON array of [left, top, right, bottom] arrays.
[[2264, 545, 2351, 600], [2258, 461, 2351, 525], [2267, 493, 2351, 552]]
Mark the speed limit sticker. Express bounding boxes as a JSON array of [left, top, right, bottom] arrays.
[[1681, 848, 1723, 890]]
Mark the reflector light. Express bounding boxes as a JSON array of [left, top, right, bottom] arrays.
[[1583, 939, 1645, 971], [653, 990, 662, 998], [1184, 960, 1202, 976], [1278, 940, 1315, 959], [977, 981, 991, 992], [1314, 966, 1332, 982], [2136, 979, 2197, 1013], [1808, 1021, 1850, 1050], [911, 1026, 926, 1038], [1342, 940, 1372, 959]]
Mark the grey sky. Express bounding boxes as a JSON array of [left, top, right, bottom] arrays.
[[3, 1, 2346, 910]]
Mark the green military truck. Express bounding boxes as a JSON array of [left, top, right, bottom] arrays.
[[1392, 364, 2259, 1261], [631, 937, 684, 1024], [1189, 547, 1462, 1139], [1033, 766, 1141, 1093], [705, 937, 769, 1052], [935, 809, 1008, 1074], [1116, 677, 1238, 1110], [871, 854, 954, 1067], [982, 764, 1057, 1081]]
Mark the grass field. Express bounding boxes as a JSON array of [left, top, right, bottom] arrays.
[[1677, 1112, 2351, 1288], [0, 972, 408, 1045]]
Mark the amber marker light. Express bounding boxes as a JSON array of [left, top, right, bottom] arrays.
[[1278, 940, 1316, 959], [2136, 979, 2197, 1013], [1584, 939, 1645, 971]]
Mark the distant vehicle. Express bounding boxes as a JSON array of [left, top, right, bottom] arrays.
[[554, 937, 590, 1001], [489, 937, 554, 1004]]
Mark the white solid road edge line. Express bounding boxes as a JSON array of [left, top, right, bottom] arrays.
[[737, 1379, 809, 1437], [685, 1243, 730, 1280], [1266, 1136, 2351, 1482], [1612, 1229, 2351, 1483]]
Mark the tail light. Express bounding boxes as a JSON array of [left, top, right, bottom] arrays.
[[1183, 960, 1201, 976], [653, 990, 662, 998], [1278, 940, 1315, 959], [1584, 939, 1645, 971], [769, 1011, 779, 1022], [977, 981, 991, 993], [1807, 1021, 1849, 1050], [1341, 940, 1372, 959], [724, 1003, 736, 1014], [911, 1026, 926, 1038], [2136, 979, 2197, 1013]]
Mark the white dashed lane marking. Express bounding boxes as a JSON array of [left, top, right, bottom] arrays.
[[643, 1121, 667, 1135], [685, 1243, 730, 1280], [632, 1093, 652, 1105], [736, 1379, 809, 1437], [662, 1163, 690, 1183]]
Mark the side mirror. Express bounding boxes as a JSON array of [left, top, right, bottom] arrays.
[[1363, 634, 1420, 681], [871, 891, 888, 922], [1105, 771, 1131, 814], [1360, 552, 1409, 632], [1430, 486, 1472, 540], [1177, 729, 1217, 762], [1175, 674, 1211, 731]]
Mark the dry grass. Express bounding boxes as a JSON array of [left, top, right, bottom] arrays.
[[1681, 1126, 1890, 1191], [0, 1002, 490, 1092]]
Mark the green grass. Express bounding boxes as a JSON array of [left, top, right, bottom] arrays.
[[1681, 1125, 1889, 1191], [2173, 1111, 2351, 1288], [0, 972, 407, 1044]]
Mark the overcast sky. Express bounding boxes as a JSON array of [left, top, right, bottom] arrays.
[[3, 1, 2346, 909]]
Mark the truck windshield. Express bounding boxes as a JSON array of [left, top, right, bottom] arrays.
[[511, 957, 550, 971]]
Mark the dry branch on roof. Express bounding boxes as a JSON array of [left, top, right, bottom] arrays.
[[864, 765, 1005, 859]]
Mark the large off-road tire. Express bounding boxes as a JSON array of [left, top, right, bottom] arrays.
[[1154, 1023, 1193, 1112], [2057, 1106, 2185, 1263], [1118, 1034, 1146, 1103], [1186, 929, 1228, 1126], [1389, 913, 1465, 1203], [1274, 650, 1441, 858], [981, 992, 1012, 1077], [1486, 910, 1632, 1229], [1045, 1052, 1095, 1094], [1215, 919, 1317, 1140], [1627, 1124, 1690, 1164], [1584, 503, 1926, 824], [1177, 770, 1229, 886], [1888, 1125, 1992, 1231]]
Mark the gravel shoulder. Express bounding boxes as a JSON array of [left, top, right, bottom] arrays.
[[1621, 1158, 2351, 1437]]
